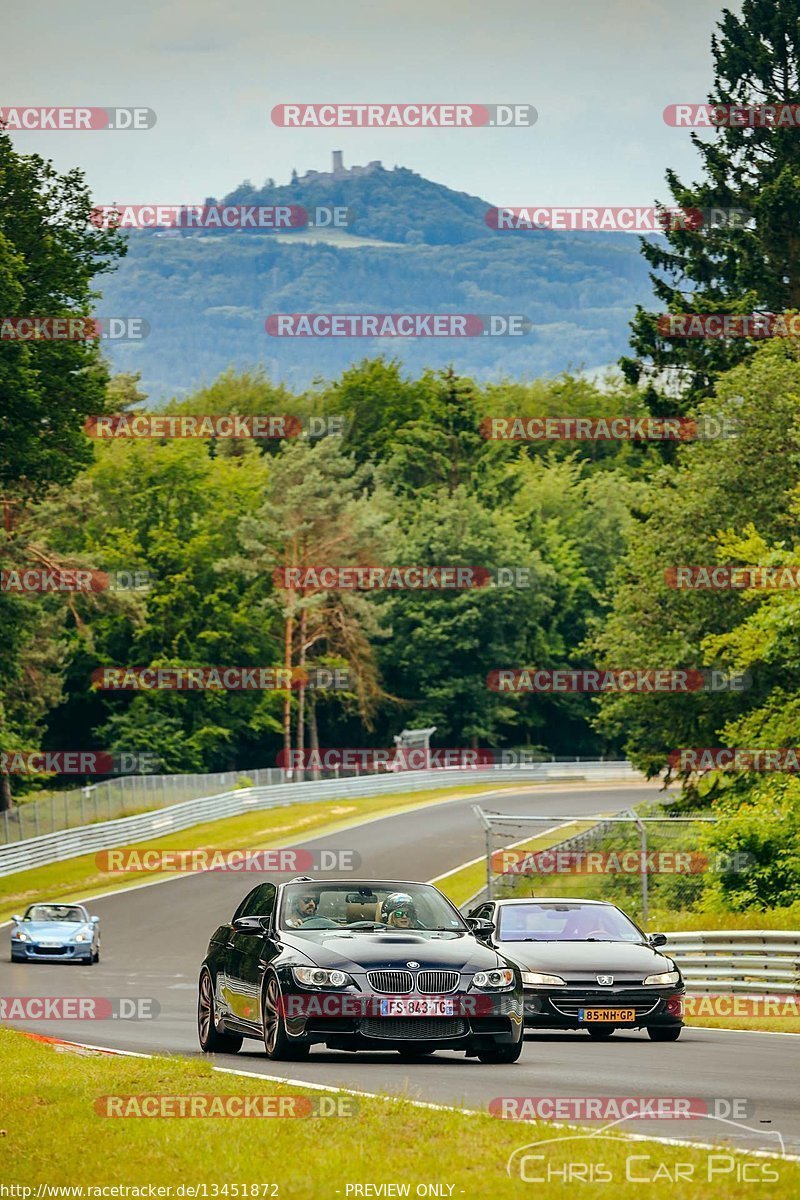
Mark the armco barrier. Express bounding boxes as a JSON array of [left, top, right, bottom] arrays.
[[0, 761, 639, 879], [665, 930, 800, 996]]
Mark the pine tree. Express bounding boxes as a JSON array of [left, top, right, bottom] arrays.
[[622, 0, 800, 413]]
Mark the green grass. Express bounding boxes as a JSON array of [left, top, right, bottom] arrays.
[[0, 1029, 795, 1197], [0, 781, 530, 923]]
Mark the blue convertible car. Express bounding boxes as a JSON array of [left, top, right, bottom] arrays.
[[10, 903, 101, 964]]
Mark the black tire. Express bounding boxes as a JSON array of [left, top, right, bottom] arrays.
[[647, 1025, 682, 1042], [587, 1025, 615, 1038], [476, 1038, 523, 1064], [198, 968, 243, 1054], [262, 973, 310, 1061], [92, 948, 100, 964], [79, 956, 94, 966]]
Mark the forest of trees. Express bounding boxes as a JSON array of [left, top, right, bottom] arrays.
[[2, 0, 800, 915]]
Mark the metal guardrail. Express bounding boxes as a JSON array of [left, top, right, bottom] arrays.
[[664, 930, 800, 996], [0, 760, 639, 879]]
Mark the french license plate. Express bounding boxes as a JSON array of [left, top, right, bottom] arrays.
[[379, 997, 456, 1017], [38, 941, 62, 948], [579, 1007, 636, 1022]]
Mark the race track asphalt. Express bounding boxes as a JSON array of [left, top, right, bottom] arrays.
[[1, 781, 795, 1156]]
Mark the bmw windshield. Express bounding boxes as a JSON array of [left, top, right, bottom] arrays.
[[278, 882, 467, 933]]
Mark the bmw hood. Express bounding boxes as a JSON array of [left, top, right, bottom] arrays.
[[499, 940, 678, 979], [281, 930, 505, 974]]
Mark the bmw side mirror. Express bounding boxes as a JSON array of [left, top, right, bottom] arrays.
[[467, 917, 494, 939], [90, 916, 100, 924], [233, 916, 268, 934], [649, 933, 668, 947], [12, 915, 22, 924]]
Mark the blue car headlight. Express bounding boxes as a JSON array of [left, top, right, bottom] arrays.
[[73, 933, 91, 942], [12, 931, 29, 942]]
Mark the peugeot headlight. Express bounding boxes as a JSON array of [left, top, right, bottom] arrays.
[[521, 971, 567, 987], [12, 931, 29, 942], [471, 968, 515, 991], [643, 970, 681, 986], [73, 932, 91, 942], [292, 967, 352, 988]]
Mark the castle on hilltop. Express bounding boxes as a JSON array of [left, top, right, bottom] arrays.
[[293, 151, 383, 184]]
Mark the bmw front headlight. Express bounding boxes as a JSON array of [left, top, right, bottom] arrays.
[[521, 971, 567, 987], [471, 968, 515, 991], [292, 967, 352, 988], [643, 970, 681, 986]]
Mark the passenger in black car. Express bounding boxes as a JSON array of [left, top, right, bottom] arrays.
[[381, 893, 422, 929]]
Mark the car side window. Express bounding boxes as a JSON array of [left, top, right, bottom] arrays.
[[233, 884, 276, 922], [472, 905, 492, 921]]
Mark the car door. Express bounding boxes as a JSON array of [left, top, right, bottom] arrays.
[[223, 883, 277, 1029]]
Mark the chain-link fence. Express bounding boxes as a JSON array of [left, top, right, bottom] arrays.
[[0, 767, 288, 843], [472, 803, 747, 926]]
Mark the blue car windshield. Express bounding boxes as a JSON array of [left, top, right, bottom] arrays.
[[25, 905, 86, 923]]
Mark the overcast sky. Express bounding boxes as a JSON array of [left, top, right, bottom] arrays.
[[4, 0, 736, 208]]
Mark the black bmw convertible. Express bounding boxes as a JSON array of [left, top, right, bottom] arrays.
[[198, 877, 524, 1062]]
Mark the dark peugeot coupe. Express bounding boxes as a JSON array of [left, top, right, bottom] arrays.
[[198, 878, 524, 1061], [467, 897, 684, 1040]]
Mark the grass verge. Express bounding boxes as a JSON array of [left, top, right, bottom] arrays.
[[0, 1029, 795, 1197]]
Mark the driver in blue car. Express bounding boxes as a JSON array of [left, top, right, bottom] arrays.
[[381, 892, 422, 929], [285, 891, 319, 927]]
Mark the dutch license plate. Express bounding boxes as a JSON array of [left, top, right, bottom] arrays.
[[379, 997, 456, 1017], [578, 1007, 636, 1022]]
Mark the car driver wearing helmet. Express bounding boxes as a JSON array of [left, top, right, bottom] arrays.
[[380, 892, 423, 930]]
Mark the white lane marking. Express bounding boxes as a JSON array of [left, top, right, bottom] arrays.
[[17, 1034, 799, 1161]]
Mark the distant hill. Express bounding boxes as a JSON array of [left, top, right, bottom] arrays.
[[98, 155, 657, 399]]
